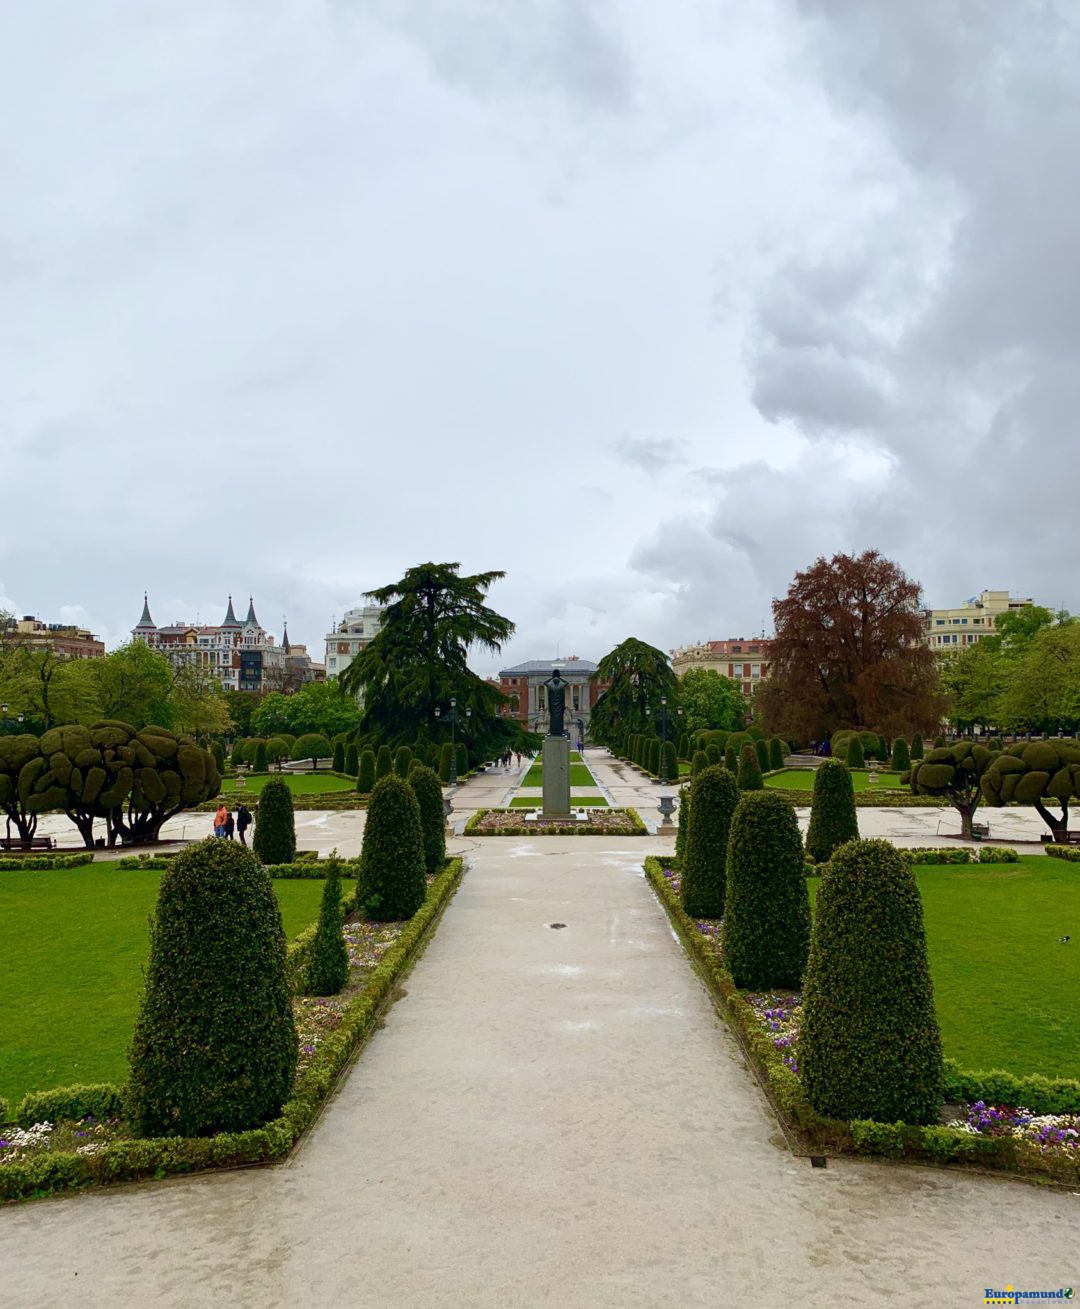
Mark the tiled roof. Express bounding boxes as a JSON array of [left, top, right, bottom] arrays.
[[499, 658, 598, 676]]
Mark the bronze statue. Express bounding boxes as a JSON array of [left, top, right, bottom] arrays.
[[544, 671, 567, 737]]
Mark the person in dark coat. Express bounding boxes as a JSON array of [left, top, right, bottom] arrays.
[[224, 809, 235, 841], [236, 803, 252, 846]]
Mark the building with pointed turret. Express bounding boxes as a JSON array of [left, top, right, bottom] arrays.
[[131, 594, 287, 693]]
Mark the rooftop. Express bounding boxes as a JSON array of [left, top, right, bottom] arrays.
[[499, 657, 598, 676]]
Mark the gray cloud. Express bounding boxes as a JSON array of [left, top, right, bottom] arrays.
[[613, 435, 688, 471]]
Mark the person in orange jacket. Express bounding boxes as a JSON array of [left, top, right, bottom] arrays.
[[213, 803, 229, 838]]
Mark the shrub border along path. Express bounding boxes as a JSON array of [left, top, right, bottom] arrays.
[[644, 856, 1080, 1185], [0, 858, 463, 1202], [464, 808, 647, 836]]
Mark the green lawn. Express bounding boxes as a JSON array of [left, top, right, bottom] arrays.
[[521, 763, 596, 788], [508, 797, 609, 807], [0, 867, 352, 1105], [221, 772, 355, 795], [767, 768, 905, 793], [808, 858, 1080, 1079]]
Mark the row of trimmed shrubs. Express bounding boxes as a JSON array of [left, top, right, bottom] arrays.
[[675, 760, 944, 1125], [227, 736, 473, 789]]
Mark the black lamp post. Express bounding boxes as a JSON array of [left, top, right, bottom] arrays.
[[437, 697, 459, 784], [660, 696, 670, 784]]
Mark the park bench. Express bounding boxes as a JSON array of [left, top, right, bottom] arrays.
[[1039, 831, 1080, 844], [0, 835, 55, 852], [970, 821, 990, 840]]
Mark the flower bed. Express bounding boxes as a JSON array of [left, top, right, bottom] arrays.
[[464, 807, 646, 836], [644, 856, 1080, 1182], [803, 846, 1019, 876], [0, 858, 463, 1202]]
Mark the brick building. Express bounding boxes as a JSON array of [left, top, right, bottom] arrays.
[[2, 615, 105, 659], [670, 638, 771, 699], [497, 657, 607, 738]]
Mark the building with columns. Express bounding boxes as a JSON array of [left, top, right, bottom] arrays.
[[497, 657, 606, 738], [132, 594, 287, 693]]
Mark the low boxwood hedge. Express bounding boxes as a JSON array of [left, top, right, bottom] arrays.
[[0, 859, 463, 1202], [0, 852, 95, 871], [1045, 844, 1080, 863], [643, 856, 1078, 1182]]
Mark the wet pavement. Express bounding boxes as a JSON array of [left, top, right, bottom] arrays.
[[0, 831, 1075, 1306]]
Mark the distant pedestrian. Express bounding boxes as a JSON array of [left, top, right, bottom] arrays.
[[213, 803, 229, 838], [224, 810, 235, 841], [515, 751, 521, 768], [236, 803, 252, 847]]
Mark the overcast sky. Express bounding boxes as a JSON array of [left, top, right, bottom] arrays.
[[3, 1, 1077, 676]]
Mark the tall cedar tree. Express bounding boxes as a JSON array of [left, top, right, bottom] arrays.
[[800, 839, 943, 1124], [759, 549, 944, 742], [589, 637, 677, 746], [721, 791, 810, 989], [409, 762, 447, 873], [680, 765, 740, 917], [251, 777, 296, 864], [337, 563, 513, 751], [127, 839, 297, 1136], [359, 775, 426, 920], [305, 854, 350, 996]]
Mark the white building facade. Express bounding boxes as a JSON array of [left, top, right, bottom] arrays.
[[324, 604, 385, 680]]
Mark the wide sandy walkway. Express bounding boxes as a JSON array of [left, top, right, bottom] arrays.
[[2, 832, 1075, 1306]]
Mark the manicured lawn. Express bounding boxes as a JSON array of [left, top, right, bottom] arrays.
[[221, 772, 355, 795], [521, 763, 596, 788], [508, 796, 608, 807], [0, 866, 352, 1105], [766, 768, 905, 793], [808, 857, 1080, 1079]]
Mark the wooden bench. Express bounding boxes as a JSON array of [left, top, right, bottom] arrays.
[[0, 835, 55, 852], [970, 822, 990, 840]]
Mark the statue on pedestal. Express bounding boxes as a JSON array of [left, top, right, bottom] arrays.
[[544, 671, 567, 737]]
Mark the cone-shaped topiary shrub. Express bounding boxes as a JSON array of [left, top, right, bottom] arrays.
[[768, 737, 785, 771], [721, 791, 810, 989], [251, 777, 296, 865], [305, 853, 349, 996], [345, 743, 358, 777], [675, 784, 690, 862], [230, 740, 244, 767], [933, 735, 946, 749], [706, 744, 722, 767], [846, 736, 865, 768], [724, 744, 738, 773], [878, 735, 890, 761], [393, 745, 413, 779], [438, 741, 454, 783], [375, 745, 393, 781], [408, 762, 446, 874], [211, 741, 226, 773], [680, 765, 739, 918], [357, 748, 376, 793], [253, 740, 269, 773], [754, 738, 769, 772], [332, 741, 345, 773], [737, 743, 763, 791], [677, 733, 690, 761], [456, 742, 468, 778], [800, 838, 943, 1124], [890, 737, 910, 771], [911, 733, 924, 759], [127, 839, 297, 1136], [805, 759, 858, 864], [660, 740, 677, 782], [359, 774, 426, 921], [691, 750, 708, 777]]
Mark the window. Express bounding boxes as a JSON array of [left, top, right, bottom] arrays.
[[329, 657, 336, 668], [936, 619, 944, 626]]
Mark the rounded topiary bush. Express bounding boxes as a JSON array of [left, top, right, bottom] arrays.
[[911, 733, 924, 760], [305, 854, 349, 996], [253, 740, 269, 773], [675, 784, 690, 862], [754, 738, 769, 772], [358, 774, 426, 921], [721, 791, 810, 989], [375, 744, 393, 781], [393, 745, 413, 779], [691, 750, 708, 777], [680, 765, 740, 918], [127, 839, 297, 1136], [293, 733, 332, 767], [345, 742, 359, 777], [933, 734, 946, 749], [211, 741, 226, 773], [724, 744, 738, 773], [660, 740, 677, 782], [266, 736, 289, 769], [737, 743, 763, 791], [332, 741, 345, 773], [768, 737, 785, 771], [987, 735, 1003, 751], [890, 737, 910, 771], [438, 741, 454, 783], [845, 736, 865, 768], [357, 747, 376, 793], [251, 777, 296, 865], [804, 759, 858, 864], [706, 744, 722, 767], [408, 762, 446, 874], [800, 838, 944, 1124]]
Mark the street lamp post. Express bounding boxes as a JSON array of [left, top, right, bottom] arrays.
[[660, 696, 670, 784], [435, 699, 460, 784]]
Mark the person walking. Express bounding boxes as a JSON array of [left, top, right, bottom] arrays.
[[223, 809, 235, 841], [236, 803, 252, 847], [213, 803, 229, 838]]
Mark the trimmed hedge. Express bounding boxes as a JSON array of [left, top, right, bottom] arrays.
[[804, 759, 859, 863], [408, 762, 447, 874], [393, 746, 413, 779], [0, 860, 463, 1201], [660, 740, 677, 782], [845, 736, 865, 768], [15, 1082, 126, 1129], [251, 778, 297, 865], [456, 743, 468, 779], [800, 839, 943, 1125], [332, 741, 345, 774], [675, 785, 690, 863], [911, 733, 924, 760], [890, 737, 910, 771], [375, 745, 393, 782], [127, 840, 298, 1137], [721, 791, 810, 989], [705, 744, 722, 768], [768, 737, 785, 771], [943, 1059, 1080, 1117], [0, 851, 95, 871], [304, 855, 349, 996], [724, 744, 738, 773], [358, 775, 426, 921], [680, 765, 739, 918], [754, 738, 769, 773], [344, 743, 359, 777], [357, 748, 376, 793], [737, 743, 762, 791], [691, 750, 708, 777]]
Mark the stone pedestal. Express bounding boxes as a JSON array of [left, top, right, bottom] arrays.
[[542, 735, 571, 819]]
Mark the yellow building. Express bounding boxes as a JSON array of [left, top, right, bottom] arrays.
[[922, 589, 1033, 652]]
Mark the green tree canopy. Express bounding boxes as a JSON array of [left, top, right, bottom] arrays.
[[676, 667, 746, 734], [909, 742, 997, 839], [94, 642, 176, 729], [251, 682, 361, 740], [589, 638, 677, 746]]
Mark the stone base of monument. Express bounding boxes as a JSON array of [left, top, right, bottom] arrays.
[[541, 734, 572, 820]]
